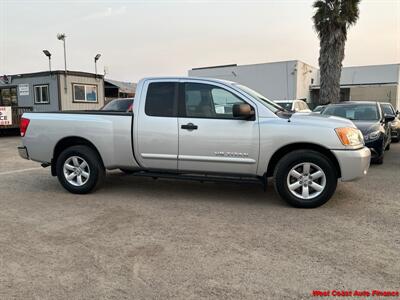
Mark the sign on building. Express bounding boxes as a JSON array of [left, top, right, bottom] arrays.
[[0, 106, 12, 125], [19, 84, 29, 96]]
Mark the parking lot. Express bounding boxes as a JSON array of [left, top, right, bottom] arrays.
[[0, 135, 399, 299]]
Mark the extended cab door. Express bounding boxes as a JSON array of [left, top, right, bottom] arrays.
[[135, 80, 179, 170], [178, 81, 260, 175]]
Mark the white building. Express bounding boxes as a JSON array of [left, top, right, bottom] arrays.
[[189, 60, 318, 102], [189, 61, 400, 109]]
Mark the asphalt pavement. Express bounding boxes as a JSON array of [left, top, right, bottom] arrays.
[[0, 136, 399, 299]]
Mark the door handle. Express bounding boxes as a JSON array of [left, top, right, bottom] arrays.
[[181, 123, 198, 130]]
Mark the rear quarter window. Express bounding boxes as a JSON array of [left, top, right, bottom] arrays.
[[145, 82, 178, 117]]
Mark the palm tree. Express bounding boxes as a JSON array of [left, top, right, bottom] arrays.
[[313, 0, 361, 104]]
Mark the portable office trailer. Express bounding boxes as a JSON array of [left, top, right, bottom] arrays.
[[0, 71, 105, 130]]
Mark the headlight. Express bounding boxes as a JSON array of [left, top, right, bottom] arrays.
[[391, 120, 399, 127], [364, 130, 380, 141], [335, 127, 364, 146]]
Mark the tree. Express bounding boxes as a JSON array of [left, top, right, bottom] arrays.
[[313, 0, 361, 104]]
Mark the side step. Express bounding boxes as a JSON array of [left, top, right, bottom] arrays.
[[131, 171, 267, 189]]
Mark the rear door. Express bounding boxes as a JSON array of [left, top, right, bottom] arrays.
[[135, 80, 179, 170], [177, 81, 260, 175]]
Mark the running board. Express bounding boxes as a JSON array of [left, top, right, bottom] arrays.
[[131, 171, 267, 189]]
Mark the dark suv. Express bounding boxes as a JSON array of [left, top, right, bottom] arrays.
[[322, 101, 394, 164]]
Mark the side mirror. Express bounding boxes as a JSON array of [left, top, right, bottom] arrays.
[[232, 103, 254, 120], [396, 110, 399, 116], [384, 113, 395, 122]]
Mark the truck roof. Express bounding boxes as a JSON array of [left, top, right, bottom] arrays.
[[140, 76, 236, 85]]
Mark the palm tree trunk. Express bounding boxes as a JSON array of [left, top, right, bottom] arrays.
[[318, 30, 346, 104]]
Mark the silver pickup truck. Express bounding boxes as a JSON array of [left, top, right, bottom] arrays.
[[18, 77, 371, 208]]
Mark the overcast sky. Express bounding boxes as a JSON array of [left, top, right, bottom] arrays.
[[0, 0, 399, 82]]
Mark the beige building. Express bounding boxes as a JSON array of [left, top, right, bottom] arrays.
[[311, 64, 400, 109]]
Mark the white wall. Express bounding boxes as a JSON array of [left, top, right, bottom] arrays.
[[189, 61, 301, 100]]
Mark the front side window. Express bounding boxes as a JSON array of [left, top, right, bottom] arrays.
[[184, 83, 247, 119], [234, 84, 283, 113], [145, 82, 177, 117], [34, 85, 49, 104], [73, 84, 98, 102]]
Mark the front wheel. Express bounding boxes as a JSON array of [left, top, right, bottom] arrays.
[[274, 150, 338, 208], [56, 145, 105, 194]]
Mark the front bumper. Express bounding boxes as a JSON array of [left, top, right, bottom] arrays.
[[365, 136, 384, 159], [332, 147, 371, 182], [18, 146, 29, 160]]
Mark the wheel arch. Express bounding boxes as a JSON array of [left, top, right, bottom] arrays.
[[266, 143, 341, 178], [51, 136, 104, 176]]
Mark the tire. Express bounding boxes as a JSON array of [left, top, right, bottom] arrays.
[[385, 142, 391, 151], [372, 155, 384, 165], [56, 145, 105, 194], [274, 150, 337, 208], [120, 168, 134, 174]]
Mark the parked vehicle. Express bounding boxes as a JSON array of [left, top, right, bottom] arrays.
[[18, 77, 370, 208], [380, 102, 399, 143], [313, 105, 326, 113], [274, 100, 312, 113], [322, 101, 394, 164], [101, 98, 134, 112]]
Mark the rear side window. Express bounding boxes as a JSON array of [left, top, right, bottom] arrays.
[[145, 82, 177, 117]]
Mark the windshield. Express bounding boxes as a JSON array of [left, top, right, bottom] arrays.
[[276, 102, 292, 111], [323, 104, 379, 121], [234, 84, 284, 113], [102, 99, 133, 111]]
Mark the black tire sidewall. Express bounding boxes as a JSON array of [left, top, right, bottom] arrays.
[[274, 150, 337, 208], [56, 145, 104, 194]]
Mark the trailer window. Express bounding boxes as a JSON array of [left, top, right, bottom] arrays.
[[34, 85, 50, 104], [73, 84, 98, 102]]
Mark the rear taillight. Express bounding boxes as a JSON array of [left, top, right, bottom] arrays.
[[20, 117, 30, 137]]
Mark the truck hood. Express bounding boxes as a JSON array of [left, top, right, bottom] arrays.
[[288, 112, 356, 128]]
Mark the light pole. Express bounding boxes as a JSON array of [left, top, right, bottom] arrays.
[[57, 33, 67, 92], [42, 50, 52, 73], [94, 54, 101, 78]]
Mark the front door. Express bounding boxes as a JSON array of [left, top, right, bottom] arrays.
[[178, 82, 259, 175]]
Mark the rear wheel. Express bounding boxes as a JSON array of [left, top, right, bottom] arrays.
[[274, 150, 337, 208], [56, 145, 105, 194]]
